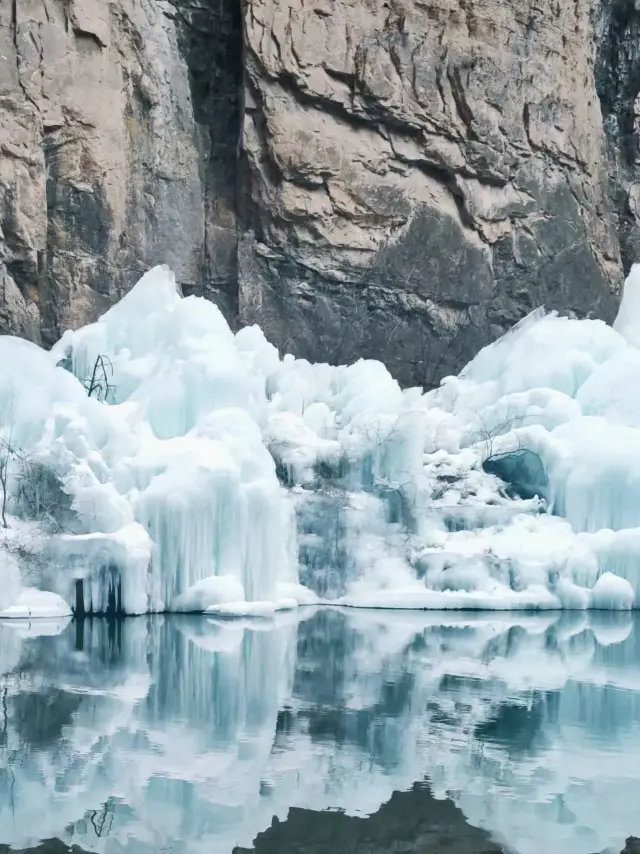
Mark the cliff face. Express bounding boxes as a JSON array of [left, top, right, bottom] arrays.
[[1, 0, 639, 385], [0, 0, 240, 345]]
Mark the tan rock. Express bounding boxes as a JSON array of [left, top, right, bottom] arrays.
[[0, 0, 639, 389], [1, 0, 207, 345], [239, 0, 624, 384]]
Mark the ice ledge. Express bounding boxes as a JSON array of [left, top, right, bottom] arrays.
[[0, 589, 73, 620]]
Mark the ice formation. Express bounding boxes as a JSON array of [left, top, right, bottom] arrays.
[[0, 589, 72, 620], [2, 262, 640, 611], [0, 269, 303, 614]]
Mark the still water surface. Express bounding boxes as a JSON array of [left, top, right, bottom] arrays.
[[1, 609, 639, 854]]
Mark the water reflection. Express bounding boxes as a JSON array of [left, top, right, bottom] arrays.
[[1, 610, 640, 854]]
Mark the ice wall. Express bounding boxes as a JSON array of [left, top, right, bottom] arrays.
[[247, 283, 632, 609], [264, 266, 640, 610], [0, 267, 300, 614], [3, 263, 640, 612]]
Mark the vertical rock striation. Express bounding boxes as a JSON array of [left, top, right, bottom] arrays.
[[595, 0, 640, 275], [0, 0, 231, 345], [1, 0, 640, 384]]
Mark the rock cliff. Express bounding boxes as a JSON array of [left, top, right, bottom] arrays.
[[1, 0, 639, 385]]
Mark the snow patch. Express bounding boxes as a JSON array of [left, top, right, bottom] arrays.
[[0, 588, 72, 620]]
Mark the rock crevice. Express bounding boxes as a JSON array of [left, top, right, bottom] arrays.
[[1, 0, 640, 385]]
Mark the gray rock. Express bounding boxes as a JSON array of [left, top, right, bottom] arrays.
[[238, 0, 623, 385], [1, 0, 640, 385], [0, 0, 218, 343]]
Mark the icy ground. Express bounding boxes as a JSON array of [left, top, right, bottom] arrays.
[[2, 264, 640, 614]]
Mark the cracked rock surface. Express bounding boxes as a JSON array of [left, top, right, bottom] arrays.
[[0, 0, 237, 345], [2, 0, 640, 385], [240, 0, 626, 383]]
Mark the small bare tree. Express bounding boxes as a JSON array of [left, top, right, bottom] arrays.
[[13, 453, 67, 533], [0, 412, 18, 529], [0, 425, 68, 534], [0, 439, 11, 529], [84, 354, 115, 402], [471, 415, 546, 500]]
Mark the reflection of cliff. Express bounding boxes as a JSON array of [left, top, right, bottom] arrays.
[[235, 783, 502, 854], [0, 843, 89, 854], [1, 612, 640, 854], [2, 829, 640, 854]]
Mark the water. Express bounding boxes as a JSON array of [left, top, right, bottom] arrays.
[[1, 610, 640, 854]]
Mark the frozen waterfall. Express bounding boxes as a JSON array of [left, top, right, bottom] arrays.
[[2, 263, 640, 614]]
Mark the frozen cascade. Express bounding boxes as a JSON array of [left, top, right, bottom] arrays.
[[266, 263, 640, 609], [0, 267, 300, 615], [3, 263, 640, 611]]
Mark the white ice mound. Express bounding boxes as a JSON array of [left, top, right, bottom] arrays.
[[2, 262, 640, 612], [262, 264, 640, 611], [0, 266, 299, 614], [0, 589, 72, 620]]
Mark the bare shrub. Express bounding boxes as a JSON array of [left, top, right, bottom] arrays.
[[472, 416, 547, 500], [0, 440, 10, 530], [0, 427, 69, 533], [13, 454, 69, 533], [84, 354, 115, 402]]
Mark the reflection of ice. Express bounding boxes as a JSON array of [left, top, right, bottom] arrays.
[[0, 614, 71, 640], [1, 612, 640, 853], [0, 615, 299, 853]]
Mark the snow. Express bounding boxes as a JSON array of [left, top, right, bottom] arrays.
[[206, 600, 279, 618], [0, 540, 21, 613], [172, 575, 246, 613], [0, 588, 72, 620], [3, 261, 640, 612]]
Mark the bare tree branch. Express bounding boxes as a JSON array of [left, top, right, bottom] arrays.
[[84, 354, 115, 402]]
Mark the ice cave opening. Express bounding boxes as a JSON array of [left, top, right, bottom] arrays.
[[2, 263, 640, 617]]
